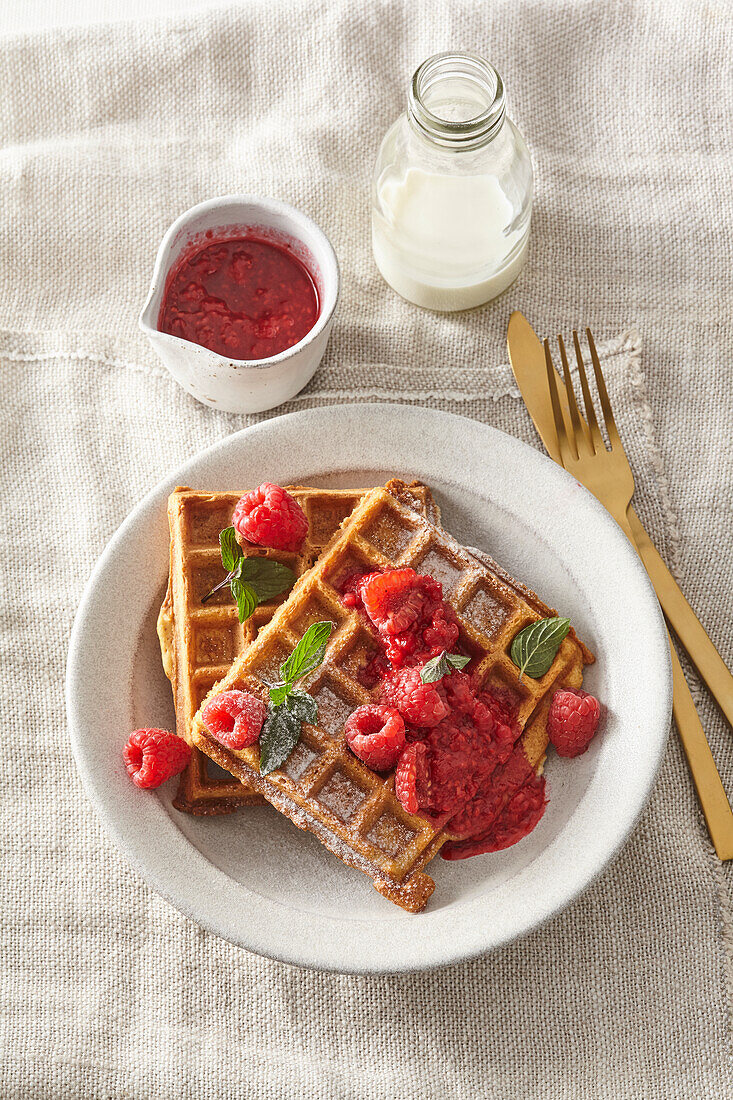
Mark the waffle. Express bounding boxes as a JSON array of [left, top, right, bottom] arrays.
[[188, 479, 594, 911], [158, 482, 439, 814]]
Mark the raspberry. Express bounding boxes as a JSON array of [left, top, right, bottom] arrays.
[[547, 688, 601, 757], [395, 741, 430, 814], [232, 483, 308, 552], [123, 728, 191, 790], [202, 690, 267, 750], [441, 773, 547, 859], [340, 571, 380, 609], [356, 648, 390, 690], [359, 569, 460, 667], [380, 667, 450, 728], [361, 569, 437, 634], [482, 774, 548, 852], [344, 705, 406, 771]]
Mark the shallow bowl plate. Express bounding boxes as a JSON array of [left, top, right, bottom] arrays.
[[67, 404, 671, 973]]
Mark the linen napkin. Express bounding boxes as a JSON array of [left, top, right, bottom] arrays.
[[1, 1, 731, 1096]]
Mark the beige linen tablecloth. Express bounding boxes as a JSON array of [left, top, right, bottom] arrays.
[[1, 1, 732, 1095]]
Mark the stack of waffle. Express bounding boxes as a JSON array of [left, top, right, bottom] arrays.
[[175, 479, 592, 912], [158, 483, 439, 814]]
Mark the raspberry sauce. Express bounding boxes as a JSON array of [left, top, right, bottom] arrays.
[[440, 754, 547, 859], [159, 234, 319, 360], [341, 568, 549, 858]]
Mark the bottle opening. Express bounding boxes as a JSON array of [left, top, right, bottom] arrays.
[[408, 52, 506, 149]]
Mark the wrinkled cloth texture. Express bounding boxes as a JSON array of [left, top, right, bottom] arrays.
[[1, 1, 732, 1097]]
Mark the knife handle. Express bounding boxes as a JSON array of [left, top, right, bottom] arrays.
[[615, 509, 733, 860], [628, 506, 733, 730]]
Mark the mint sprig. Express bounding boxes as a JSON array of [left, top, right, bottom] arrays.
[[279, 620, 334, 687], [420, 650, 471, 684], [510, 616, 571, 681], [201, 526, 296, 623], [219, 526, 240, 572], [259, 621, 334, 775], [230, 576, 258, 623]]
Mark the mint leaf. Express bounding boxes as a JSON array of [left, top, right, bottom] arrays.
[[420, 650, 471, 684], [219, 526, 241, 573], [268, 682, 291, 707], [259, 633, 328, 773], [259, 689, 320, 774], [262, 620, 332, 769], [230, 577, 258, 624], [279, 621, 334, 687], [240, 558, 296, 602], [285, 690, 318, 725], [259, 705, 304, 775], [510, 616, 571, 680]]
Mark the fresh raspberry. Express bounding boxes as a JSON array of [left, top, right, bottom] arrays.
[[232, 483, 308, 552], [123, 728, 191, 790], [547, 688, 601, 757], [361, 569, 437, 634], [380, 666, 450, 728], [395, 741, 430, 814], [359, 569, 460, 667], [344, 705, 406, 771], [202, 690, 267, 750]]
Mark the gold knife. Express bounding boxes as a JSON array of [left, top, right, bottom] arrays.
[[508, 310, 733, 857], [507, 311, 733, 730]]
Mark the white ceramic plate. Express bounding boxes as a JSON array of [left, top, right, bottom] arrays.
[[67, 405, 671, 973]]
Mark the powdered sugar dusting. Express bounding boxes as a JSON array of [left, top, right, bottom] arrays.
[[313, 684, 354, 738], [463, 585, 510, 638], [367, 813, 417, 858], [417, 548, 464, 595], [318, 770, 369, 822], [363, 505, 420, 558], [282, 740, 318, 782]]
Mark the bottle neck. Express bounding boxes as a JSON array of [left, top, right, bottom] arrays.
[[407, 52, 506, 152]]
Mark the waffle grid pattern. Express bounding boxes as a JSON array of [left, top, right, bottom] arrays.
[[189, 482, 591, 911]]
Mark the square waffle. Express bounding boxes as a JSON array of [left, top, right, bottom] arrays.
[[158, 482, 439, 814], [188, 479, 593, 912]]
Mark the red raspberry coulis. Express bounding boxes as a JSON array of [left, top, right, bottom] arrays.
[[341, 568, 548, 858], [158, 234, 319, 360]]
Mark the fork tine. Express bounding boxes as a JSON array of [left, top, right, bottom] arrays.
[[557, 333, 584, 460], [586, 328, 623, 450], [544, 339, 571, 463], [572, 330, 605, 454]]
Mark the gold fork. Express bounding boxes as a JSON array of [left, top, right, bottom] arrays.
[[544, 329, 733, 860]]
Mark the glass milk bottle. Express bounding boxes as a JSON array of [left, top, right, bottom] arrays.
[[371, 52, 533, 311]]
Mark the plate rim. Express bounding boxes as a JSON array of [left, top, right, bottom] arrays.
[[66, 403, 672, 973]]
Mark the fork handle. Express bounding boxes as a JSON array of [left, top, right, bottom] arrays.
[[627, 506, 733, 730], [616, 509, 733, 859], [667, 641, 733, 859]]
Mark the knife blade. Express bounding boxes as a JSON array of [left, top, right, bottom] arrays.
[[507, 311, 564, 464]]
